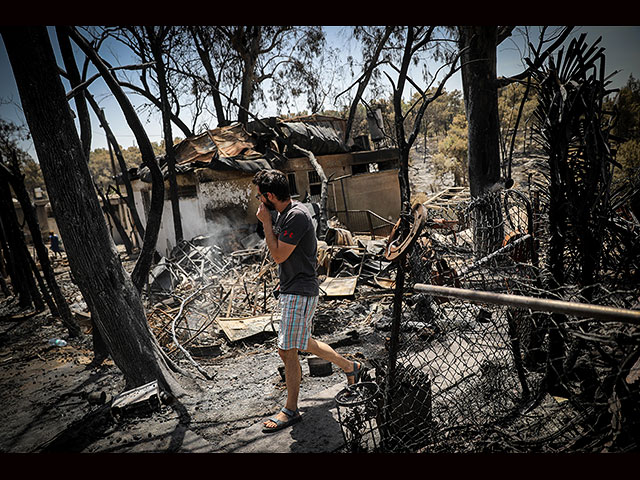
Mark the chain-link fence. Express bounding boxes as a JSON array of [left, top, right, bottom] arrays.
[[335, 187, 640, 453]]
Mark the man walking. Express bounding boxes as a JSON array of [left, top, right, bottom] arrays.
[[49, 231, 62, 258], [252, 169, 365, 433]]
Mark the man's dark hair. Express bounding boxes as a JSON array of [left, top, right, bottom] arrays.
[[252, 169, 290, 201]]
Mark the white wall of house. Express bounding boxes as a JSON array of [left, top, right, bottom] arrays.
[[130, 147, 402, 256], [133, 178, 255, 257]]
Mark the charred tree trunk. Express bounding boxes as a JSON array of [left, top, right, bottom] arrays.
[[0, 174, 41, 310], [147, 26, 183, 245], [1, 161, 80, 336], [97, 186, 133, 254], [65, 26, 165, 295], [459, 26, 504, 257], [390, 27, 415, 211], [26, 246, 55, 314], [459, 26, 502, 197], [56, 26, 122, 353], [86, 93, 145, 243], [0, 222, 14, 297], [55, 27, 92, 163], [2, 26, 184, 396], [0, 245, 9, 297]]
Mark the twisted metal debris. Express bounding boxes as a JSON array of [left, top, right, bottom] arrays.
[[335, 187, 640, 453]]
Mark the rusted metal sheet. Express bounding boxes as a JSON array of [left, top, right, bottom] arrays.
[[384, 203, 428, 261], [173, 123, 269, 171], [374, 276, 396, 290]]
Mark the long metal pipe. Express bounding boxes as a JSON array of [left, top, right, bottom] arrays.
[[413, 283, 640, 323]]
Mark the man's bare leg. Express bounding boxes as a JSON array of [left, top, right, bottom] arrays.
[[304, 338, 361, 385], [264, 347, 302, 428]]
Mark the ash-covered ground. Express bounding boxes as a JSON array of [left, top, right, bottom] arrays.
[[0, 145, 468, 453], [0, 244, 399, 453]]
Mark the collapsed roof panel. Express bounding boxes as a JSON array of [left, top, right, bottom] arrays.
[[276, 115, 349, 157], [173, 123, 272, 172], [136, 115, 353, 182]]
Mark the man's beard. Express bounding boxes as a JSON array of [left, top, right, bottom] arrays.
[[263, 199, 276, 211]]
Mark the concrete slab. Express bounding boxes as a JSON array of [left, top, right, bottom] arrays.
[[217, 382, 347, 453]]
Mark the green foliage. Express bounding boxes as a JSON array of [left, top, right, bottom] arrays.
[[19, 156, 45, 196], [432, 113, 468, 186], [610, 74, 640, 141], [88, 148, 117, 189], [497, 82, 538, 159], [406, 89, 464, 138], [330, 88, 464, 152], [0, 119, 46, 198], [88, 141, 165, 190], [606, 75, 640, 190], [614, 139, 640, 186]]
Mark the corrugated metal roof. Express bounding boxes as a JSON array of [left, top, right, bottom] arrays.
[[136, 115, 351, 182]]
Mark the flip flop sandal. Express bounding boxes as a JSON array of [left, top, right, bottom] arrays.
[[262, 407, 302, 433], [345, 361, 366, 384]]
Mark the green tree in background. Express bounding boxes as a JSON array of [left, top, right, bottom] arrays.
[[415, 88, 464, 138], [432, 113, 468, 186], [88, 141, 167, 190], [0, 120, 45, 197], [497, 82, 538, 161], [608, 75, 640, 189]]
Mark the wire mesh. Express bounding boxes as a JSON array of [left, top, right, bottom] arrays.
[[336, 187, 640, 453]]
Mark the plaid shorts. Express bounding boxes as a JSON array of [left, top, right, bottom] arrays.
[[278, 294, 319, 350]]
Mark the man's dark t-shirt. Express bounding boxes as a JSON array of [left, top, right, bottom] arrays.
[[274, 201, 319, 296]]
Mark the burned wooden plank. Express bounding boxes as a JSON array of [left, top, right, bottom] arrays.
[[216, 314, 277, 342], [320, 276, 358, 297]]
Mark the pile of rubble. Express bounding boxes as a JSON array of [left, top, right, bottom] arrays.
[[143, 223, 399, 365]]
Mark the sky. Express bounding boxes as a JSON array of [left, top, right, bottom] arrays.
[[1, 26, 639, 162]]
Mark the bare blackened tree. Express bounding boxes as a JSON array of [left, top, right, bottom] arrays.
[[459, 26, 505, 199], [0, 146, 80, 336], [339, 26, 462, 434], [0, 170, 43, 311], [387, 27, 462, 207], [102, 26, 184, 245], [57, 29, 147, 247], [460, 26, 574, 198], [65, 26, 165, 294], [189, 26, 233, 128], [340, 27, 461, 207], [2, 26, 185, 396], [457, 26, 574, 256], [146, 26, 183, 243], [529, 34, 622, 394]]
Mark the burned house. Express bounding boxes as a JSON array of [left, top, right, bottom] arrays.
[[129, 115, 401, 256], [12, 187, 135, 250]]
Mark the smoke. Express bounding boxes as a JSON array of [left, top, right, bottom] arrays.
[[193, 182, 256, 252]]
